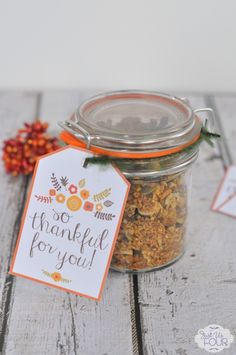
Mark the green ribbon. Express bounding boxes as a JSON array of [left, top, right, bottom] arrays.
[[83, 120, 220, 168]]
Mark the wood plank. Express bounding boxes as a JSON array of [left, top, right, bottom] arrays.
[[208, 95, 236, 164], [4, 91, 134, 355], [0, 92, 38, 351], [138, 96, 236, 354]]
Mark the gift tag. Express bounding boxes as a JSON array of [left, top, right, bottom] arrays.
[[211, 165, 236, 218], [10, 146, 130, 300], [218, 193, 236, 218]]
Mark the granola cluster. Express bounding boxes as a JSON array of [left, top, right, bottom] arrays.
[[111, 173, 188, 271]]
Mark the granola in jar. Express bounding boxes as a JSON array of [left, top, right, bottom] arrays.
[[59, 90, 217, 272], [111, 172, 188, 271]]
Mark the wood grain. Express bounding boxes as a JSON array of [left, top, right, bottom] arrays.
[[138, 96, 236, 355], [209, 95, 236, 164], [0, 92, 38, 352], [1, 92, 236, 355], [3, 91, 134, 355]]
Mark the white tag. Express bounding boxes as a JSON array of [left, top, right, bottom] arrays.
[[212, 165, 236, 218], [218, 194, 236, 218], [10, 146, 130, 300]]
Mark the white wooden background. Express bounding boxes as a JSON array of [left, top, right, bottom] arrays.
[[0, 91, 235, 355]]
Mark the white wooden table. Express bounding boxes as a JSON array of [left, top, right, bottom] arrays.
[[0, 91, 235, 355]]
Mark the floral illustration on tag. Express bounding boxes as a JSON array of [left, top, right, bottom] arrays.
[[50, 173, 62, 191], [60, 176, 69, 189], [34, 173, 115, 218], [10, 146, 130, 301], [93, 188, 111, 202], [35, 195, 53, 204], [42, 270, 71, 283]]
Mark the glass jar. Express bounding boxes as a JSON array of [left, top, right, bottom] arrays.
[[59, 91, 214, 272]]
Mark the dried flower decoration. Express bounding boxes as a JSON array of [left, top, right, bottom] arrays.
[[2, 121, 60, 176]]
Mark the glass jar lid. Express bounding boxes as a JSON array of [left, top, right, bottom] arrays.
[[59, 90, 202, 158]]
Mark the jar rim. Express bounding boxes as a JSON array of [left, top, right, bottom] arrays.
[[59, 90, 202, 158]]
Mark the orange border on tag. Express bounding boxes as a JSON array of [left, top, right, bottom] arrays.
[[216, 191, 236, 211], [211, 166, 229, 211], [9, 145, 130, 301], [211, 165, 236, 219], [214, 192, 236, 219]]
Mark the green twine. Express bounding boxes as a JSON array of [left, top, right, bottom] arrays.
[[83, 120, 220, 168]]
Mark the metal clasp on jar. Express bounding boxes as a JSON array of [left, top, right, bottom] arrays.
[[180, 97, 216, 131], [194, 108, 216, 131]]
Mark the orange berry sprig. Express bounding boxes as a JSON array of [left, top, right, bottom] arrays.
[[2, 121, 60, 176]]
